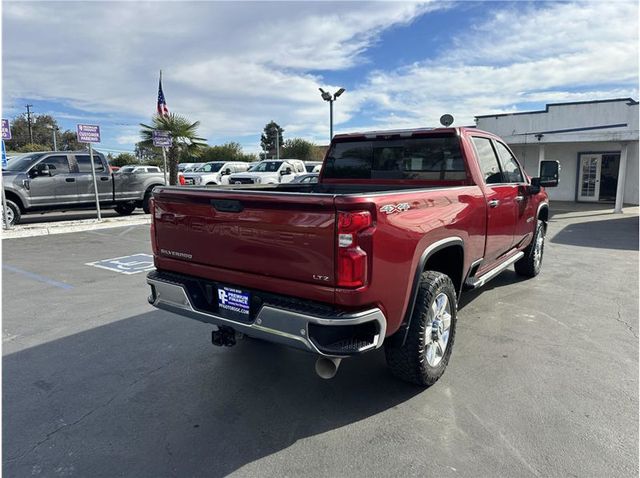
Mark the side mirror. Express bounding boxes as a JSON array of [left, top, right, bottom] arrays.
[[281, 167, 292, 175], [32, 163, 51, 177], [223, 168, 231, 175], [539, 160, 560, 187], [531, 160, 560, 192]]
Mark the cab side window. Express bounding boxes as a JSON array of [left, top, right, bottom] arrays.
[[76, 155, 105, 173], [471, 137, 502, 184], [494, 141, 524, 183], [40, 156, 71, 176]]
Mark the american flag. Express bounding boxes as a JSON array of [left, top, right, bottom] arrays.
[[157, 73, 169, 117]]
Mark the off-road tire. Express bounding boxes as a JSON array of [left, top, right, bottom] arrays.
[[515, 220, 545, 277], [114, 203, 136, 215], [3, 199, 21, 226], [385, 271, 457, 386], [142, 190, 153, 214]]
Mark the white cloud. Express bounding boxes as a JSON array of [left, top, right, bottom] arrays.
[[2, 1, 436, 146], [2, 0, 637, 150], [350, 1, 639, 128]]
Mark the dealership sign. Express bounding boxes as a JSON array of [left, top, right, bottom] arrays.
[[152, 130, 172, 147], [76, 124, 101, 143], [1, 119, 11, 140]]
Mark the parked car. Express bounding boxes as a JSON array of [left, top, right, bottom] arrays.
[[146, 127, 559, 385], [291, 173, 319, 184], [304, 161, 322, 172], [2, 151, 166, 225], [182, 161, 251, 186], [226, 159, 306, 184]]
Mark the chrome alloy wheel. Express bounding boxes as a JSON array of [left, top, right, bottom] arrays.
[[425, 292, 452, 367], [533, 227, 545, 268], [2, 205, 14, 227]]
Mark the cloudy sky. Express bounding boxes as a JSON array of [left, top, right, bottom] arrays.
[[2, 1, 638, 154]]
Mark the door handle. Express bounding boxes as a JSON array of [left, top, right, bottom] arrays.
[[488, 199, 500, 208], [99, 177, 110, 181], [65, 178, 76, 183], [515, 195, 524, 202]]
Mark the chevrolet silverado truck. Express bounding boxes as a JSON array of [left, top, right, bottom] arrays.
[[2, 151, 165, 225], [146, 127, 559, 386]]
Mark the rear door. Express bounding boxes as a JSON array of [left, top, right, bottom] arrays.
[[72, 154, 112, 203], [153, 188, 337, 285], [471, 136, 518, 263]]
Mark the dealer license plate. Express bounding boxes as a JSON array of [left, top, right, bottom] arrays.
[[217, 286, 251, 320]]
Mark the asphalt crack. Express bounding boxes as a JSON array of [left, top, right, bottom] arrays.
[[4, 361, 175, 465], [615, 307, 638, 339]]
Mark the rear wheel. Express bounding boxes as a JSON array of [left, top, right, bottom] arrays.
[[2, 199, 21, 227], [385, 271, 457, 386], [114, 202, 136, 216], [142, 190, 153, 214], [515, 220, 545, 277]]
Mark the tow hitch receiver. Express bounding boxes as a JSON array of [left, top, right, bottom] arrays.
[[211, 326, 237, 347]]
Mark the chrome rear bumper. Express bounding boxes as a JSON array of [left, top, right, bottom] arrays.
[[147, 272, 386, 358]]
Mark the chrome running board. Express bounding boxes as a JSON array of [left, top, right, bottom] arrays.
[[467, 252, 524, 289]]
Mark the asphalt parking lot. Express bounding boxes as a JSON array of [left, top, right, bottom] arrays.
[[3, 205, 638, 477]]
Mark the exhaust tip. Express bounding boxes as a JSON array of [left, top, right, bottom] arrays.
[[315, 357, 342, 379]]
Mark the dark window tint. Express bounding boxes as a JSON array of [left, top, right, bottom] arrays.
[[323, 136, 466, 180], [471, 137, 503, 184], [76, 155, 105, 173], [41, 156, 70, 175], [494, 141, 524, 183]]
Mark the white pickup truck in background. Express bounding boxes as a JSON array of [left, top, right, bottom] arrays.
[[227, 159, 306, 184]]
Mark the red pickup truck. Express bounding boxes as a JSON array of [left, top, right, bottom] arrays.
[[147, 127, 559, 386]]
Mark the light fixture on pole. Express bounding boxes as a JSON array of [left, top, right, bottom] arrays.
[[319, 87, 345, 142]]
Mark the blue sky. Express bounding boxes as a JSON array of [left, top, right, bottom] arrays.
[[2, 1, 638, 155]]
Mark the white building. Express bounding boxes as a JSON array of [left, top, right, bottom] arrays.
[[475, 98, 639, 209]]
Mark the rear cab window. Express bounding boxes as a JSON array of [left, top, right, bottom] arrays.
[[322, 135, 468, 182], [74, 154, 106, 173]]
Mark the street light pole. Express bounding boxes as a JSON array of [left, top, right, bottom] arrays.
[[48, 125, 58, 151], [319, 87, 345, 142], [329, 99, 334, 142], [273, 125, 280, 159]]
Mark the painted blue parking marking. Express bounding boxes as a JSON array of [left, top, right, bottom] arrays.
[[3, 264, 74, 290], [86, 253, 155, 275]]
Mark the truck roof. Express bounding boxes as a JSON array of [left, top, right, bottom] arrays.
[[333, 126, 485, 139]]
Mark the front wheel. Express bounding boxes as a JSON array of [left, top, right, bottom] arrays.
[[515, 220, 545, 277], [2, 199, 21, 227], [385, 271, 457, 386]]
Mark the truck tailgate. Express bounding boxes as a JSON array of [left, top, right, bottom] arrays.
[[152, 188, 337, 286]]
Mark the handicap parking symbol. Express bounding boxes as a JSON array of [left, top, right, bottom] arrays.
[[86, 253, 155, 275]]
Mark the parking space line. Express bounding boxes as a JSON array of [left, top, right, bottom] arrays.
[[3, 264, 74, 290]]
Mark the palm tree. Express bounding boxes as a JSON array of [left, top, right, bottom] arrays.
[[140, 113, 207, 185]]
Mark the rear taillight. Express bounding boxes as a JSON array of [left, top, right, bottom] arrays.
[[149, 197, 158, 254], [337, 210, 372, 288]]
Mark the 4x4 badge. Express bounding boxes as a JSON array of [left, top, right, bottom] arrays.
[[380, 203, 411, 214]]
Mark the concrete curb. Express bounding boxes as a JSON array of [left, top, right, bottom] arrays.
[[1, 216, 151, 239]]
